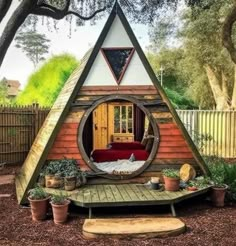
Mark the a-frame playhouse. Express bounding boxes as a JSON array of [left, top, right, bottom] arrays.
[[16, 2, 209, 209]]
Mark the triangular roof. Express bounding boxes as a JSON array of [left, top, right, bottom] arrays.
[[16, 2, 209, 204]]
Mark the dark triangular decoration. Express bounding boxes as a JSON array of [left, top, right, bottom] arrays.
[[101, 48, 135, 84]]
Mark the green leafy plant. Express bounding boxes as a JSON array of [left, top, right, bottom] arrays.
[[50, 193, 68, 205], [45, 158, 80, 177], [162, 168, 180, 178], [204, 156, 226, 188], [28, 186, 48, 200], [188, 176, 210, 189]]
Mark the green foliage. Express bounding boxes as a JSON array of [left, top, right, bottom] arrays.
[[205, 156, 236, 201], [16, 54, 78, 107], [147, 0, 235, 109], [188, 176, 210, 189], [15, 31, 50, 67], [45, 158, 79, 177], [162, 168, 180, 178], [205, 156, 226, 187], [28, 186, 48, 200], [50, 193, 68, 205], [164, 87, 196, 109], [0, 80, 10, 104]]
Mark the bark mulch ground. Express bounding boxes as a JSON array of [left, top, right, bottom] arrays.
[[0, 165, 236, 246]]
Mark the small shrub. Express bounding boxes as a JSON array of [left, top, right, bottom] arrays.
[[28, 186, 48, 200], [162, 168, 180, 178], [205, 156, 236, 201], [51, 193, 68, 205]]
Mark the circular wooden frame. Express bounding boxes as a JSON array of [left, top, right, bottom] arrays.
[[78, 95, 159, 179]]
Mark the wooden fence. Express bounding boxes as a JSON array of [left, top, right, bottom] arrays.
[[0, 104, 49, 164], [177, 110, 236, 158]]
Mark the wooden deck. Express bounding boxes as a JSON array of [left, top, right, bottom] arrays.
[[44, 184, 211, 218]]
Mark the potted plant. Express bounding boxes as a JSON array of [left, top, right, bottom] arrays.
[[162, 168, 180, 191], [210, 170, 227, 207], [64, 170, 77, 191], [28, 186, 50, 221], [50, 193, 70, 224], [205, 157, 228, 207]]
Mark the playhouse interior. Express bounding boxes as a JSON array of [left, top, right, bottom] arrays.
[[82, 99, 154, 175]]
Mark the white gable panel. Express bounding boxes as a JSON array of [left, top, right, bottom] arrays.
[[120, 51, 153, 85], [102, 16, 133, 48], [83, 51, 117, 86]]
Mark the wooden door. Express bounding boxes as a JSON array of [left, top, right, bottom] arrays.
[[93, 103, 108, 149]]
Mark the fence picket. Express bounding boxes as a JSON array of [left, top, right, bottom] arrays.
[[177, 110, 236, 158]]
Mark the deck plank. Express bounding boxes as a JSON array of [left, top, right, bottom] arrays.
[[135, 185, 156, 201], [116, 185, 132, 201], [108, 185, 124, 202], [103, 185, 116, 202], [96, 185, 108, 203], [127, 184, 150, 201], [83, 186, 92, 204], [127, 184, 141, 201], [90, 185, 100, 203]]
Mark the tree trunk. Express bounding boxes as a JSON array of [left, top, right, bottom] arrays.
[[232, 64, 236, 109], [0, 0, 38, 67], [221, 71, 229, 98], [204, 65, 230, 110], [0, 0, 13, 23]]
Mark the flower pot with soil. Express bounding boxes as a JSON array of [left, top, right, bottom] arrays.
[[162, 168, 180, 191], [28, 186, 50, 221], [50, 194, 70, 224]]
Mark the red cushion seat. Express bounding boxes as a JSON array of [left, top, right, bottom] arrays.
[[92, 149, 149, 162]]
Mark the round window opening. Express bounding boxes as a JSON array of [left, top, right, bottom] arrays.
[[78, 95, 159, 179]]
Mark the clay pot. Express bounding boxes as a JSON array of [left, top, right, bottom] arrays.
[[187, 186, 198, 191], [28, 196, 50, 221], [50, 200, 70, 224], [211, 186, 227, 207], [64, 177, 76, 191], [163, 176, 180, 191]]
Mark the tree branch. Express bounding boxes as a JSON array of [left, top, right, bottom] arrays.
[[66, 7, 106, 20], [32, 1, 106, 20], [0, 0, 13, 23], [222, 3, 236, 64]]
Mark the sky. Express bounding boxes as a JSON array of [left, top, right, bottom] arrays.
[[0, 2, 150, 89]]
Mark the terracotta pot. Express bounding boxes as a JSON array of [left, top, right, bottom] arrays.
[[28, 196, 50, 221], [163, 176, 180, 191], [50, 200, 70, 224], [211, 186, 227, 207], [187, 186, 198, 191], [64, 177, 76, 191]]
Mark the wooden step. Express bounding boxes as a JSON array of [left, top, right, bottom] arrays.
[[83, 217, 186, 239]]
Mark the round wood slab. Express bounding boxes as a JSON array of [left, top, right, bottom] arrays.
[[83, 218, 186, 239]]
